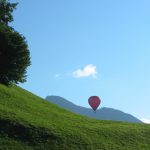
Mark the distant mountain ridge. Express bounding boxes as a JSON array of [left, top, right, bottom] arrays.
[[46, 95, 142, 123]]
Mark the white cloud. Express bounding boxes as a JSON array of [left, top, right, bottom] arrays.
[[54, 74, 61, 78], [72, 64, 97, 78], [140, 118, 150, 124]]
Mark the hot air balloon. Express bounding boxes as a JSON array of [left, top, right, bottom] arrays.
[[88, 96, 101, 112]]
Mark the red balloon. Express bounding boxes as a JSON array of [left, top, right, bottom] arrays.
[[88, 96, 101, 111]]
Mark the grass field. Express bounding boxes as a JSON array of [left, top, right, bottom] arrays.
[[0, 83, 150, 150]]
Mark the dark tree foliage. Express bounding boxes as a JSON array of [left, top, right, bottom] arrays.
[[0, 0, 18, 25], [0, 24, 31, 85], [0, 0, 31, 86]]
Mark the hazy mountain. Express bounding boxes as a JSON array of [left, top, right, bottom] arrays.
[[46, 96, 142, 123]]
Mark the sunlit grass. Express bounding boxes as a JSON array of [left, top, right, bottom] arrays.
[[0, 83, 150, 150]]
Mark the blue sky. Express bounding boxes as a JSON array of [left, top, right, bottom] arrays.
[[11, 0, 150, 122]]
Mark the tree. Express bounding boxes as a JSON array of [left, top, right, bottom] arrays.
[[0, 1, 31, 85], [0, 24, 31, 85], [0, 0, 18, 25]]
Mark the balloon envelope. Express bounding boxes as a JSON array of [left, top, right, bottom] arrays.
[[88, 96, 101, 111]]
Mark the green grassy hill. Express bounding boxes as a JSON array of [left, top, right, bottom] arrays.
[[0, 84, 150, 150]]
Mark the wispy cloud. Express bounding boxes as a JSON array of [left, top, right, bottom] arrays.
[[72, 64, 97, 78], [140, 118, 150, 124], [54, 74, 61, 78]]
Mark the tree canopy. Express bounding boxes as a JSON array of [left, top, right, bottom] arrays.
[[0, 0, 18, 25], [0, 0, 31, 85]]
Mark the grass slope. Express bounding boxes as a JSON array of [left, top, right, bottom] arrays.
[[0, 84, 150, 150]]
